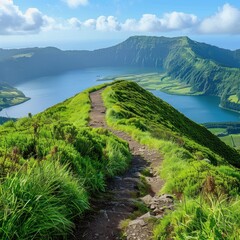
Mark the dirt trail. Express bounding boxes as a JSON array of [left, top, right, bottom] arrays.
[[74, 89, 165, 240]]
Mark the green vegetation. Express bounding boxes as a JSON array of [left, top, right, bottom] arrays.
[[163, 37, 240, 112], [1, 78, 240, 238], [102, 81, 240, 239], [205, 122, 240, 149], [0, 116, 16, 125], [0, 83, 29, 110], [0, 83, 131, 239], [1, 35, 240, 112], [154, 196, 240, 239], [102, 72, 202, 95], [228, 94, 239, 103]]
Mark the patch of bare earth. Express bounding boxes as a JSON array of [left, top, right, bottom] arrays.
[[73, 89, 173, 240]]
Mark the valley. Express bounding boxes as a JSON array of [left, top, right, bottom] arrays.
[[2, 0, 240, 239], [1, 35, 240, 114], [0, 35, 240, 239], [1, 67, 240, 124]]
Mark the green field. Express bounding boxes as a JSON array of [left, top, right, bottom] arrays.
[[102, 72, 203, 95], [208, 124, 240, 149], [208, 128, 226, 135], [219, 134, 240, 148]]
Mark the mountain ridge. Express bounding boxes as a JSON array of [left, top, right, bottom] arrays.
[[1, 35, 240, 111], [0, 80, 240, 239]]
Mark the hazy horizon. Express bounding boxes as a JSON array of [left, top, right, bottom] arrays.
[[2, 35, 240, 51], [1, 1, 240, 50]]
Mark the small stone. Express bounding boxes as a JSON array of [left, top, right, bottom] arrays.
[[129, 219, 147, 227], [141, 194, 153, 206], [139, 212, 152, 219]]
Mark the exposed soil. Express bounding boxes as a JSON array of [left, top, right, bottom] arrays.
[[73, 88, 165, 240]]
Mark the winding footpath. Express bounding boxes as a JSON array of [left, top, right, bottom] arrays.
[[74, 88, 167, 240]]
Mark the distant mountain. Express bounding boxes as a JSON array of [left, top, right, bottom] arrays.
[[1, 36, 240, 111]]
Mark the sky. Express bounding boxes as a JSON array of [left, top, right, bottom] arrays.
[[1, 0, 240, 50]]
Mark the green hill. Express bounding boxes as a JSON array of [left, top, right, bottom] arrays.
[[102, 81, 240, 239], [0, 81, 239, 239]]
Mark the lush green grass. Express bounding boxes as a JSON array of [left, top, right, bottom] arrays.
[[208, 128, 226, 135], [1, 79, 240, 238], [0, 161, 88, 240], [207, 123, 240, 149], [218, 134, 240, 149], [102, 80, 240, 239], [228, 94, 239, 103], [102, 72, 202, 95], [0, 82, 131, 238], [154, 196, 240, 240]]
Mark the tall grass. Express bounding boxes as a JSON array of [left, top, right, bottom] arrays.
[[0, 82, 134, 239], [154, 196, 240, 239], [102, 81, 240, 239], [0, 161, 88, 240]]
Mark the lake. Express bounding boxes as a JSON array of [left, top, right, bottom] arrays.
[[0, 67, 145, 118], [1, 67, 240, 123]]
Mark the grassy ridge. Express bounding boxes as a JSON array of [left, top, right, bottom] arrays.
[[0, 83, 131, 239], [102, 81, 240, 239], [1, 79, 240, 238]]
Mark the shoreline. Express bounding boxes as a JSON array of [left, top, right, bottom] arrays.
[[0, 97, 30, 115]]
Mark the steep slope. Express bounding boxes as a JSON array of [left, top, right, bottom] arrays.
[[0, 81, 239, 239], [102, 81, 240, 239], [103, 81, 240, 168], [163, 37, 240, 110]]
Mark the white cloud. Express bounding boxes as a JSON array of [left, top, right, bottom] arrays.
[[68, 17, 82, 28], [162, 12, 198, 30], [81, 16, 121, 31], [83, 18, 96, 28], [199, 4, 240, 34], [0, 0, 52, 34], [65, 0, 88, 8], [68, 12, 198, 32], [2, 2, 240, 36], [136, 14, 163, 32], [95, 16, 120, 31], [122, 12, 198, 32]]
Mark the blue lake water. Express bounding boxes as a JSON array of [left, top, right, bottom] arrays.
[[152, 91, 240, 123], [0, 67, 145, 118], [1, 67, 240, 123]]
